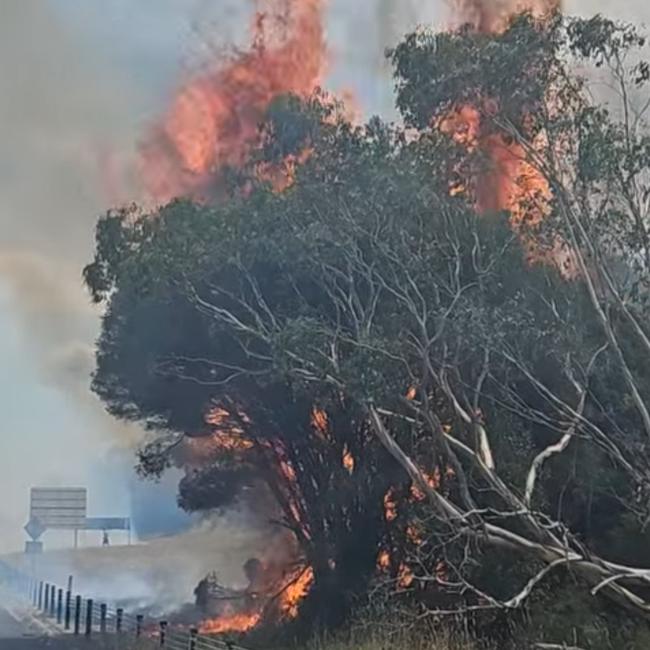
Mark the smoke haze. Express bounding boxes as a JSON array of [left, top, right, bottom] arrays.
[[0, 0, 647, 562], [0, 0, 435, 555]]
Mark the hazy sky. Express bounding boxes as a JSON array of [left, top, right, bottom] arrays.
[[0, 0, 647, 554]]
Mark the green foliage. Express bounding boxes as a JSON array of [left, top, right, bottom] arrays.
[[84, 10, 650, 642], [390, 13, 563, 131], [568, 14, 646, 66]]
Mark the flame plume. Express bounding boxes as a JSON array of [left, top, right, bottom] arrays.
[[449, 0, 563, 259], [140, 0, 326, 203]]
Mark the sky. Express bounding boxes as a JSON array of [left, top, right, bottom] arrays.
[[0, 0, 647, 554]]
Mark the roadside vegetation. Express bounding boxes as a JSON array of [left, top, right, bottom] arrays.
[[85, 11, 650, 649]]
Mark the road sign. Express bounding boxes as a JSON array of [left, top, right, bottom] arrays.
[[30, 488, 87, 530], [25, 541, 43, 555], [24, 516, 47, 540], [84, 517, 130, 531]]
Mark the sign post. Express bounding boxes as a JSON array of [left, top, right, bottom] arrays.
[[24, 488, 130, 552]]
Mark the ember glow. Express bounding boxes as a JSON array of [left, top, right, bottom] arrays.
[[384, 488, 398, 523], [377, 550, 391, 570], [397, 563, 415, 589], [312, 407, 329, 438], [342, 446, 355, 473], [410, 469, 442, 502], [140, 0, 326, 203]]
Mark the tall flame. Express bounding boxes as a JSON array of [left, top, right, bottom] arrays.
[[279, 567, 315, 618], [449, 0, 562, 260], [141, 0, 326, 203]]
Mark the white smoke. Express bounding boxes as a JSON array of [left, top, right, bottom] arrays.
[[0, 0, 182, 553], [7, 516, 271, 615], [566, 0, 650, 22]]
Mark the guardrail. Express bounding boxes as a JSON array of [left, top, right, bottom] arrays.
[[0, 560, 249, 650]]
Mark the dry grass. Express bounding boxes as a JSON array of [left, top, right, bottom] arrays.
[[308, 626, 485, 650]]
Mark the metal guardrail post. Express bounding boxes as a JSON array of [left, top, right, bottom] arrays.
[[74, 595, 81, 635], [159, 620, 167, 647], [100, 603, 107, 633], [85, 598, 93, 636], [5, 573, 241, 650], [57, 588, 63, 624], [116, 607, 123, 633], [64, 591, 71, 630]]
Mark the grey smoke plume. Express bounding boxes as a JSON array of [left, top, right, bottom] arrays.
[[0, 0, 158, 553], [0, 1, 142, 400], [8, 515, 270, 615]]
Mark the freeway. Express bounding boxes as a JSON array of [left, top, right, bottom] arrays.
[[0, 601, 105, 649], [0, 602, 27, 638], [0, 562, 124, 649]]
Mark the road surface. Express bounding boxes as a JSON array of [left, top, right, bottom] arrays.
[[0, 603, 27, 638], [0, 602, 112, 649]]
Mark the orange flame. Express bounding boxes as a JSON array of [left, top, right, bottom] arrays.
[[204, 408, 255, 451], [447, 1, 565, 267], [279, 567, 315, 618], [141, 0, 326, 203], [406, 524, 424, 545], [397, 563, 415, 589], [311, 407, 329, 438], [342, 446, 355, 473], [410, 469, 442, 502], [384, 488, 398, 523], [377, 549, 391, 571], [200, 611, 262, 635]]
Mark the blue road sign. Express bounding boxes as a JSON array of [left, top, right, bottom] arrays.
[[24, 516, 47, 541]]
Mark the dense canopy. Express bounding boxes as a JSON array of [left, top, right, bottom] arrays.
[[85, 13, 650, 648]]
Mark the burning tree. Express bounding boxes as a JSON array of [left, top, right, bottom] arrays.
[[85, 9, 650, 648], [84, 97, 451, 632], [140, 0, 326, 204]]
